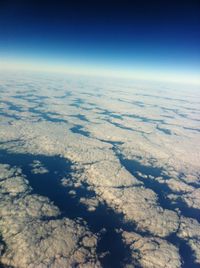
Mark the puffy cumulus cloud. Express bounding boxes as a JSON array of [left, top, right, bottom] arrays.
[[0, 167, 30, 197], [86, 159, 140, 187], [160, 178, 194, 194], [182, 188, 200, 209], [154, 177, 200, 211], [177, 217, 200, 264], [188, 240, 200, 264], [30, 160, 49, 174], [98, 186, 179, 237], [0, 164, 100, 268], [122, 231, 181, 268], [1, 218, 100, 268], [79, 197, 99, 212], [178, 217, 200, 240], [166, 184, 200, 210]]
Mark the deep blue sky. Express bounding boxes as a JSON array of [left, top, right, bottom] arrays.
[[0, 0, 200, 80]]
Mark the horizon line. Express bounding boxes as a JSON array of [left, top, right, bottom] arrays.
[[0, 56, 200, 86]]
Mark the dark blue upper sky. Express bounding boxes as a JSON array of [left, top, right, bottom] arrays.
[[0, 0, 200, 80]]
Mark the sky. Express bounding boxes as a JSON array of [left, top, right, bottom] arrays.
[[0, 0, 200, 83]]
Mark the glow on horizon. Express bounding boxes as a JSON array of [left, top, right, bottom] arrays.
[[0, 56, 200, 86]]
